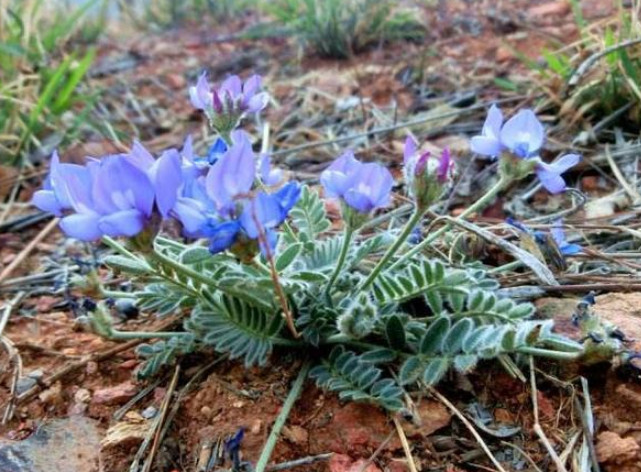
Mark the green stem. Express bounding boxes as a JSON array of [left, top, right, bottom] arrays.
[[360, 207, 425, 291], [254, 360, 311, 472], [102, 235, 139, 260], [389, 176, 509, 270], [324, 226, 354, 295], [148, 247, 221, 291], [517, 346, 581, 361], [105, 330, 190, 340]]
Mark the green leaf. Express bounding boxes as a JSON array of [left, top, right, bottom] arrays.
[[419, 316, 450, 355], [443, 319, 474, 353], [422, 358, 450, 385], [180, 246, 212, 264], [398, 356, 422, 385], [359, 348, 397, 364], [103, 255, 153, 275], [384, 314, 406, 350], [276, 243, 302, 272]]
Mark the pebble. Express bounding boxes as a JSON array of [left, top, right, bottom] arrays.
[[141, 406, 158, 419]]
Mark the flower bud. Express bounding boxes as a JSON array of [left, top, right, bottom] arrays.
[[403, 137, 454, 210]]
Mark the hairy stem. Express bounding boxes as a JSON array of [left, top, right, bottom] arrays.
[[325, 226, 355, 295], [389, 176, 509, 270], [254, 360, 311, 472], [360, 207, 425, 291]]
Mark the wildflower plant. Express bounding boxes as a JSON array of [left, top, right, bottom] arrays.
[[34, 74, 585, 414]]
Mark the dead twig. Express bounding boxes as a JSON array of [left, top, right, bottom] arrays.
[[428, 386, 509, 472], [393, 416, 418, 472], [141, 365, 181, 472], [529, 357, 569, 472]]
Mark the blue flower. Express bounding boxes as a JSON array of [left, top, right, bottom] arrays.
[[33, 143, 185, 241], [535, 153, 581, 194], [471, 106, 581, 194], [321, 151, 393, 214], [205, 130, 256, 217], [189, 72, 269, 133], [550, 221, 582, 255], [499, 109, 545, 158], [239, 182, 301, 255]]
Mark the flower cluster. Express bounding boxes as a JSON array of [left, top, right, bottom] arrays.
[[471, 105, 580, 194], [33, 74, 299, 259], [190, 73, 269, 135], [176, 130, 300, 256], [32, 145, 181, 242]]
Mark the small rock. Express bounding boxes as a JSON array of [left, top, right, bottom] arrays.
[[141, 406, 158, 419], [596, 431, 640, 465], [0, 417, 101, 471], [16, 377, 37, 395], [404, 400, 451, 438], [250, 419, 262, 435], [101, 417, 150, 449], [329, 454, 381, 472], [38, 382, 63, 407], [74, 388, 91, 403], [119, 359, 138, 370], [529, 1, 570, 17], [86, 361, 99, 375], [92, 381, 137, 406], [282, 425, 308, 445], [69, 388, 91, 415]]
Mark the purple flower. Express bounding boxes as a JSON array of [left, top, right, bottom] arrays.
[[472, 106, 580, 193], [205, 130, 256, 217], [470, 104, 503, 157], [551, 221, 582, 255], [238, 182, 301, 255], [499, 109, 545, 158], [321, 151, 393, 214], [33, 143, 186, 241], [403, 137, 453, 209], [189, 72, 269, 132], [535, 153, 581, 194], [199, 182, 300, 256], [32, 151, 93, 217]]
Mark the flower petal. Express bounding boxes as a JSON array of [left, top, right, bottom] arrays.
[[172, 198, 208, 234], [242, 75, 261, 100], [535, 167, 566, 194], [32, 190, 63, 216], [151, 149, 183, 218], [500, 109, 545, 157], [483, 104, 503, 138], [470, 136, 502, 157], [220, 75, 242, 96], [403, 136, 417, 165], [189, 72, 212, 110], [245, 92, 269, 113], [203, 220, 241, 254], [60, 213, 102, 241], [561, 243, 582, 255], [99, 209, 146, 237]]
